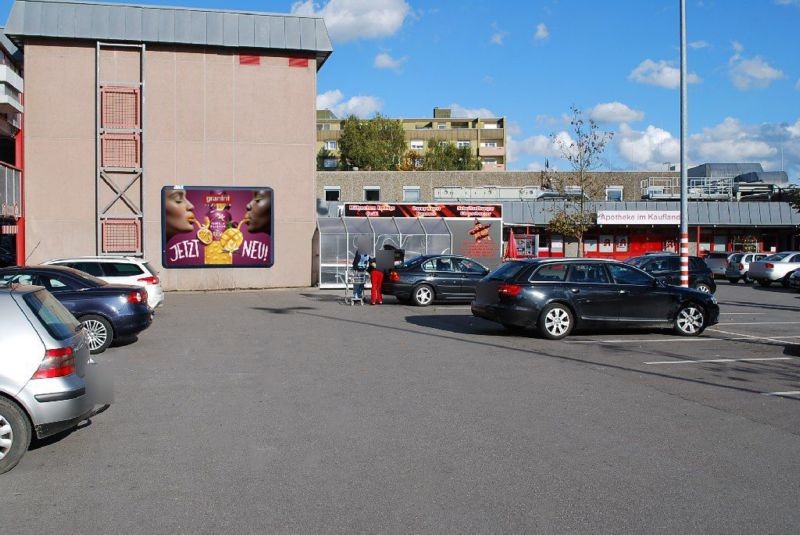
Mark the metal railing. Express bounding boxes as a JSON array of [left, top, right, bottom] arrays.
[[641, 176, 734, 200], [0, 162, 21, 217]]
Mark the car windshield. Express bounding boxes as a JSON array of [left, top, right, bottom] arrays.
[[765, 253, 790, 261], [58, 267, 107, 287], [402, 256, 426, 268], [624, 256, 647, 267], [729, 253, 744, 263], [487, 261, 528, 281]]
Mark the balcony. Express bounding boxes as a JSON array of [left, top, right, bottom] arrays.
[[0, 162, 22, 218], [479, 146, 504, 157]]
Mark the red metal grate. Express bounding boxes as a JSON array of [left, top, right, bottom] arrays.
[[102, 134, 140, 168], [101, 87, 140, 129], [102, 219, 140, 253]]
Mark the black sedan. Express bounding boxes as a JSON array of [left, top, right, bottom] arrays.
[[471, 258, 719, 340], [0, 265, 152, 353], [624, 254, 716, 294], [383, 255, 490, 306]]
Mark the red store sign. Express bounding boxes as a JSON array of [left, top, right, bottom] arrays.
[[344, 203, 502, 218]]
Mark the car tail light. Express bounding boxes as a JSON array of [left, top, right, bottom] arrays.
[[32, 347, 75, 379], [127, 289, 147, 304], [738, 263, 744, 270], [137, 276, 159, 285], [388, 270, 400, 282], [498, 283, 523, 297], [765, 263, 774, 269]]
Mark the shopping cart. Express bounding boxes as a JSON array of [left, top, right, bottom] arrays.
[[344, 269, 367, 306]]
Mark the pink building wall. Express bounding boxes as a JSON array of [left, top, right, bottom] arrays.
[[23, 41, 317, 290]]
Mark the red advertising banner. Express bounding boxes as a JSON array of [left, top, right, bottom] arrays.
[[344, 203, 501, 218]]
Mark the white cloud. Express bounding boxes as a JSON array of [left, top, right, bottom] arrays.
[[616, 124, 680, 169], [788, 118, 800, 138], [691, 117, 777, 161], [689, 40, 710, 49], [629, 59, 701, 89], [507, 131, 573, 163], [374, 52, 407, 70], [507, 122, 523, 137], [774, 0, 800, 6], [490, 22, 507, 45], [291, 0, 411, 43], [316, 89, 383, 118], [534, 23, 549, 41], [589, 102, 645, 124], [448, 103, 497, 118], [728, 43, 784, 90]]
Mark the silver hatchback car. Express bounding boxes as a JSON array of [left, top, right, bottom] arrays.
[[0, 285, 110, 474]]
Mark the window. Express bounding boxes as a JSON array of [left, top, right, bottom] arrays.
[[104, 263, 145, 276], [605, 186, 623, 201], [567, 263, 610, 284], [456, 140, 470, 149], [482, 122, 498, 129], [67, 262, 105, 277], [454, 258, 487, 274], [608, 264, 652, 285], [324, 187, 340, 202], [437, 123, 447, 130], [323, 158, 338, 169], [363, 187, 380, 201], [23, 289, 80, 341], [482, 158, 497, 166], [410, 140, 424, 150], [1, 273, 33, 285], [530, 263, 569, 282], [481, 141, 498, 148], [487, 261, 528, 281], [689, 257, 706, 271], [317, 123, 331, 131], [403, 187, 421, 202], [324, 140, 337, 150], [37, 275, 73, 292]]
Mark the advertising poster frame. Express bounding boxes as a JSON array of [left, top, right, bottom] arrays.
[[161, 185, 274, 270]]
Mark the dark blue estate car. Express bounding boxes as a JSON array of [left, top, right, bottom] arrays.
[[471, 258, 719, 340], [382, 255, 490, 306], [0, 265, 152, 353]]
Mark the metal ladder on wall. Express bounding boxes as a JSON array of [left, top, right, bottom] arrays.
[[96, 42, 145, 256]]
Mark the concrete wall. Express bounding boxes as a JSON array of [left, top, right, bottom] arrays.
[[316, 170, 680, 202], [24, 42, 317, 290]]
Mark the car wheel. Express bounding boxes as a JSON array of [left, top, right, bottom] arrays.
[[80, 314, 114, 354], [694, 282, 713, 294], [727, 278, 738, 284], [742, 273, 751, 283], [538, 303, 574, 340], [757, 280, 772, 287], [781, 273, 793, 288], [412, 284, 434, 307], [0, 397, 31, 475], [674, 303, 706, 336]]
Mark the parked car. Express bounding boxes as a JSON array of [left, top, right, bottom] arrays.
[[702, 251, 736, 278], [748, 252, 800, 287], [382, 255, 490, 306], [43, 256, 164, 309], [788, 269, 800, 291], [471, 258, 719, 340], [624, 254, 716, 293], [0, 284, 106, 474], [0, 266, 152, 354], [724, 252, 769, 283]]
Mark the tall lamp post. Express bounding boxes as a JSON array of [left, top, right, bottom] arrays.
[[679, 0, 689, 287]]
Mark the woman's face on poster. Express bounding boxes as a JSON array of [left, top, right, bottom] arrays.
[[165, 189, 196, 239], [244, 190, 272, 234]]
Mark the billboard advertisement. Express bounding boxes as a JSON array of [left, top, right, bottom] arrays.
[[344, 203, 501, 218], [162, 186, 273, 268]]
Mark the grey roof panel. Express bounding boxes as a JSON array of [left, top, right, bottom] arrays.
[[268, 16, 284, 49], [140, 8, 159, 42], [284, 17, 300, 49], [205, 11, 223, 46], [222, 12, 238, 47], [237, 14, 254, 48], [254, 15, 270, 48], [5, 0, 332, 68]]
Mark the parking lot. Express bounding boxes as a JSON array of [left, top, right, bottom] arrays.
[[2, 281, 799, 533]]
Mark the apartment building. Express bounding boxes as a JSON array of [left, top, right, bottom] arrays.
[[317, 107, 506, 171], [0, 31, 23, 267]]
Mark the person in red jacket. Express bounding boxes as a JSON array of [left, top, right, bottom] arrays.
[[368, 258, 384, 305]]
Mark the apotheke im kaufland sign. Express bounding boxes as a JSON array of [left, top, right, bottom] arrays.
[[597, 211, 680, 225]]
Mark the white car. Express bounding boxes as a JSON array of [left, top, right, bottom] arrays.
[[43, 256, 164, 309], [748, 251, 800, 287]]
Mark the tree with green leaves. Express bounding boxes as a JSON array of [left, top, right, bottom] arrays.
[[337, 114, 407, 171], [546, 106, 614, 257], [422, 139, 483, 171]]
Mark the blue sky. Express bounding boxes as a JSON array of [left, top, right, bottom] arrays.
[[1, 0, 798, 178]]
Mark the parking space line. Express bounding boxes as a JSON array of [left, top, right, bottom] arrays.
[[568, 335, 800, 344], [716, 321, 800, 326], [644, 357, 793, 365], [762, 391, 800, 397], [719, 312, 767, 315], [706, 327, 800, 346]]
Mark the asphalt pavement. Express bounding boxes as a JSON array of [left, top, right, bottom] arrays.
[[1, 281, 798, 533]]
